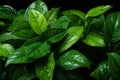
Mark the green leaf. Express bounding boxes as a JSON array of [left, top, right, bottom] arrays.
[[86, 5, 113, 18], [5, 42, 50, 66], [51, 16, 70, 29], [108, 53, 120, 80], [42, 28, 66, 44], [90, 61, 111, 80], [7, 14, 30, 32], [82, 32, 106, 47], [35, 52, 55, 80], [59, 26, 84, 53], [0, 44, 15, 58], [24, 0, 48, 21], [29, 9, 47, 35], [104, 12, 120, 42], [0, 5, 17, 19], [45, 8, 60, 26], [62, 9, 86, 20], [0, 33, 22, 42], [0, 21, 5, 26], [56, 50, 90, 70]]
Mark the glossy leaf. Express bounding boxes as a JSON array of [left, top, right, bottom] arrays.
[[35, 52, 55, 80], [56, 50, 90, 70], [5, 42, 50, 66], [51, 16, 70, 29], [0, 44, 15, 58], [59, 26, 84, 53], [0, 5, 17, 19], [82, 32, 106, 47], [62, 9, 86, 20], [104, 12, 120, 42], [90, 61, 110, 80], [29, 9, 47, 35], [108, 53, 120, 80], [24, 0, 48, 21], [0, 21, 5, 26], [45, 8, 60, 26], [86, 5, 113, 18]]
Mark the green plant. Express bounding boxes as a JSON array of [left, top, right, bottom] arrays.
[[0, 0, 120, 80]]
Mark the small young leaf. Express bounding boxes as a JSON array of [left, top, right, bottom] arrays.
[[35, 52, 55, 80], [82, 32, 106, 47], [29, 9, 47, 35], [0, 44, 15, 58], [90, 61, 111, 80], [5, 42, 50, 66], [108, 53, 120, 80], [56, 50, 90, 70], [86, 5, 113, 18], [59, 26, 84, 53], [45, 8, 60, 26]]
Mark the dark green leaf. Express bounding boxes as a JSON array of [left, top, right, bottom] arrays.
[[51, 16, 70, 29], [62, 9, 86, 20], [42, 28, 66, 44], [0, 33, 22, 42], [59, 26, 84, 53], [55, 69, 83, 80], [5, 42, 50, 66], [0, 44, 15, 58], [104, 12, 120, 42], [86, 5, 113, 18], [56, 50, 90, 70], [35, 52, 55, 80], [108, 53, 120, 80], [29, 9, 47, 35], [82, 32, 106, 47], [90, 61, 111, 80], [0, 5, 17, 19]]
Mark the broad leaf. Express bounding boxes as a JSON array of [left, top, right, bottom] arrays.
[[35, 52, 55, 80], [0, 44, 15, 58], [104, 12, 120, 42], [29, 9, 47, 35], [51, 16, 70, 29], [90, 61, 111, 80], [62, 9, 86, 20], [86, 5, 113, 18], [82, 32, 106, 47], [56, 50, 90, 70], [59, 26, 84, 53], [5, 42, 50, 66], [108, 53, 120, 80], [42, 28, 66, 44], [24, 0, 48, 21], [0, 5, 17, 19]]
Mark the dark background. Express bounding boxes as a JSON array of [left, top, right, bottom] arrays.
[[0, 0, 119, 12]]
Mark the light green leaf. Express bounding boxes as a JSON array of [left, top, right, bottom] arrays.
[[29, 9, 47, 35], [86, 5, 113, 18]]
